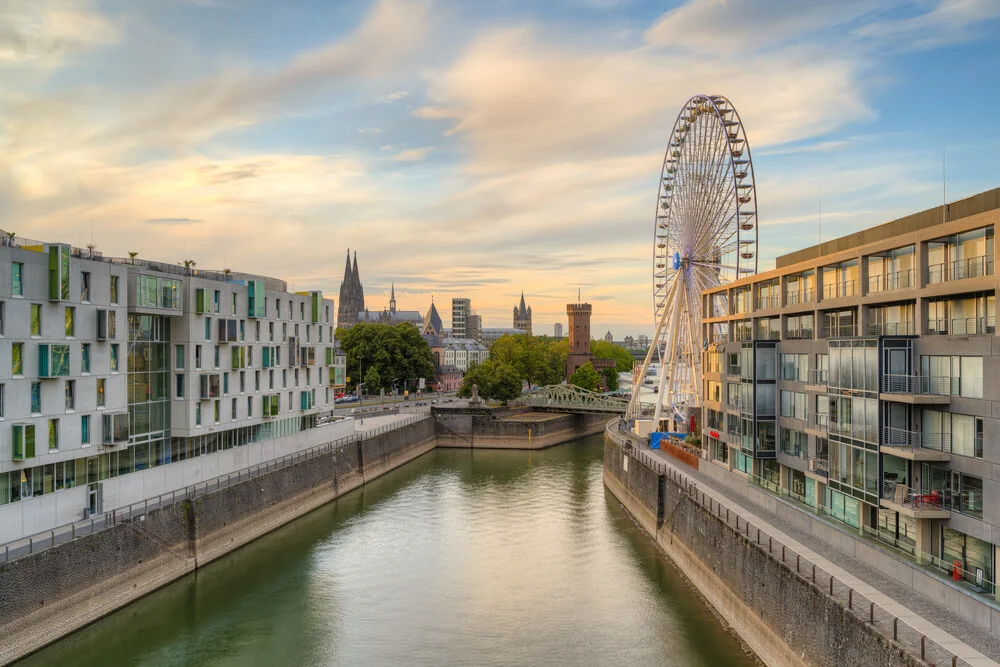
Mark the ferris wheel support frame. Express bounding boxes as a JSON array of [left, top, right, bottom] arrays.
[[626, 274, 680, 421], [652, 268, 686, 430]]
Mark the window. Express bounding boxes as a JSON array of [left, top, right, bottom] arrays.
[[919, 355, 983, 398], [81, 272, 91, 302], [0, 302, 4, 335], [232, 397, 237, 421], [176, 374, 184, 398], [110, 344, 119, 372], [214, 399, 220, 423], [175, 344, 185, 369], [247, 396, 253, 417], [136, 275, 182, 309], [31, 304, 41, 336], [195, 345, 202, 369], [0, 383, 4, 418], [81, 343, 91, 373], [779, 391, 807, 420], [205, 318, 212, 340], [96, 378, 106, 407], [12, 263, 24, 296], [49, 419, 59, 450], [300, 302, 305, 320], [81, 415, 90, 445], [195, 402, 202, 426], [65, 380, 75, 410], [780, 353, 809, 381], [31, 381, 41, 413], [12, 342, 23, 375], [110, 275, 119, 304], [214, 345, 221, 368], [223, 372, 230, 395], [232, 293, 237, 315], [65, 306, 75, 337], [213, 290, 221, 313]]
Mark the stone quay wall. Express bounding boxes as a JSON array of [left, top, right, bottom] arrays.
[[433, 406, 607, 449], [604, 434, 930, 667], [0, 417, 435, 665]]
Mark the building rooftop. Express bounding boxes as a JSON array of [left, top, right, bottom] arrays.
[[775, 186, 1000, 269]]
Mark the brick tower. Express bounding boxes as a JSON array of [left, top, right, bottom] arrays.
[[566, 295, 592, 380]]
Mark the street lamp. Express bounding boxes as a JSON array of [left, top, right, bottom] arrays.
[[392, 378, 400, 409], [357, 354, 372, 425]]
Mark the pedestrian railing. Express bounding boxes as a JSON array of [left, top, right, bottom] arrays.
[[605, 418, 979, 667], [0, 414, 429, 564]]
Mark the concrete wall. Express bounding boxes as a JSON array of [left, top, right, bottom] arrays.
[[433, 406, 607, 449], [604, 436, 926, 667], [0, 417, 435, 665]]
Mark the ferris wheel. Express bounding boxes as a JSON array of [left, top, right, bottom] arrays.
[[628, 94, 759, 429]]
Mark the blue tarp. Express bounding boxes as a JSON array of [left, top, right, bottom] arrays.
[[649, 432, 685, 449]]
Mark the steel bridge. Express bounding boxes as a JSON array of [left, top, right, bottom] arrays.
[[512, 384, 656, 415]]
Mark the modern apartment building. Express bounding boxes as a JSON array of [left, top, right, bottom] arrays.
[[451, 298, 471, 339], [700, 187, 999, 592], [0, 235, 346, 543]]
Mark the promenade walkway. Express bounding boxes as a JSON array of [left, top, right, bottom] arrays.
[[644, 446, 1000, 667]]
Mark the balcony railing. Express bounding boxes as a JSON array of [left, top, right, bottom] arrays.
[[806, 368, 828, 386], [881, 481, 946, 511], [866, 321, 917, 336], [785, 327, 814, 340], [828, 420, 878, 443], [881, 426, 952, 452], [808, 456, 829, 478], [822, 323, 858, 338], [867, 269, 914, 293], [822, 280, 858, 300], [926, 316, 996, 335], [785, 288, 814, 306], [755, 328, 781, 341], [881, 373, 951, 395], [726, 364, 742, 376], [927, 254, 995, 284], [733, 325, 753, 342], [756, 295, 781, 310], [806, 412, 828, 431]]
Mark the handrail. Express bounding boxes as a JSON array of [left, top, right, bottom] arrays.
[[0, 414, 430, 564], [881, 374, 951, 395], [605, 418, 980, 667]]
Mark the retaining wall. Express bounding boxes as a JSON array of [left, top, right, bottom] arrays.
[[434, 406, 607, 449], [604, 436, 927, 667], [0, 418, 435, 665]]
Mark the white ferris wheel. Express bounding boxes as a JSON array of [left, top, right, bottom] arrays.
[[628, 94, 759, 430]]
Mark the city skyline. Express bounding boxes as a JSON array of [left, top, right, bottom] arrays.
[[2, 0, 999, 336]]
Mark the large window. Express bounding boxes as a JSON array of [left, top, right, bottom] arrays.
[[927, 226, 994, 283], [128, 315, 171, 449], [923, 465, 985, 519], [136, 275, 182, 310], [780, 353, 808, 381], [779, 428, 807, 457], [780, 391, 807, 420], [921, 410, 983, 458], [829, 339, 878, 393], [920, 356, 983, 398], [866, 245, 915, 292], [30, 304, 41, 336], [12, 263, 23, 296]]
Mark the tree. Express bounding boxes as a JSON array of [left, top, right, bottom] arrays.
[[602, 367, 619, 391], [336, 322, 435, 393], [487, 334, 566, 388], [591, 340, 634, 373], [457, 359, 522, 404], [569, 362, 601, 391], [128, 251, 139, 264], [364, 366, 381, 394]]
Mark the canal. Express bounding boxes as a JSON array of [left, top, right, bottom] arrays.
[[19, 434, 754, 666]]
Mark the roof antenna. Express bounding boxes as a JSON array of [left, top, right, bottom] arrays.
[[818, 197, 822, 246], [942, 144, 947, 224]]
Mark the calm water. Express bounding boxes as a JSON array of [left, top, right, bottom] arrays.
[[21, 434, 754, 667]]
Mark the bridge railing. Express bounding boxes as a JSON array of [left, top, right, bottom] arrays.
[[604, 418, 978, 667]]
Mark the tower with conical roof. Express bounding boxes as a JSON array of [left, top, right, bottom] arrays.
[[513, 291, 532, 334], [389, 282, 397, 313]]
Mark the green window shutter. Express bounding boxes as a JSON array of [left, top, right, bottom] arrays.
[[12, 425, 24, 461], [39, 344, 50, 377], [25, 425, 35, 459]]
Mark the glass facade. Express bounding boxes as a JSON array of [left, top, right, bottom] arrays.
[[136, 275, 182, 310], [128, 315, 171, 450]]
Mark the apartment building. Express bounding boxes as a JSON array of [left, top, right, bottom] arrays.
[[700, 187, 1000, 593], [451, 298, 471, 339], [0, 235, 346, 542]]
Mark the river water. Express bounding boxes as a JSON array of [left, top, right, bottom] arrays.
[[20, 434, 754, 667]]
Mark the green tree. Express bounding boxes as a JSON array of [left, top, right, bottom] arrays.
[[364, 366, 381, 394], [569, 362, 601, 391], [457, 359, 523, 404], [602, 366, 619, 391], [336, 322, 435, 393], [487, 334, 567, 388], [591, 340, 634, 373]]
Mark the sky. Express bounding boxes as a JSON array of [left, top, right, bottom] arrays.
[[2, 0, 999, 337]]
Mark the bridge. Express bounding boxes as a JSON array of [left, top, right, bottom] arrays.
[[512, 384, 656, 415]]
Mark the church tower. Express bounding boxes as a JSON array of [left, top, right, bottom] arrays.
[[337, 249, 366, 327], [513, 292, 532, 334], [566, 296, 592, 380]]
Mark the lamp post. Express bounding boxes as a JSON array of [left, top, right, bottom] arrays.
[[357, 355, 372, 425], [392, 378, 400, 410]]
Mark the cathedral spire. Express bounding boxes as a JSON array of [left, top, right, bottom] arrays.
[[343, 249, 353, 285], [389, 281, 397, 313]]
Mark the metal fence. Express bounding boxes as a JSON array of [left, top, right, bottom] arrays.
[[605, 419, 979, 667], [1, 414, 429, 564]]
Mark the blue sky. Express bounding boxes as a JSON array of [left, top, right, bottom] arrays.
[[2, 0, 999, 336]]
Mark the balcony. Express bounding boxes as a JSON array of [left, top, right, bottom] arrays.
[[880, 481, 950, 519], [785, 326, 813, 340], [879, 374, 951, 404], [756, 295, 781, 310], [926, 317, 995, 336], [726, 364, 742, 377], [867, 269, 914, 293], [880, 427, 952, 461], [805, 412, 828, 435], [821, 323, 858, 338], [785, 288, 814, 306], [867, 321, 916, 336], [822, 280, 859, 300], [807, 456, 828, 479], [733, 325, 753, 342], [927, 254, 994, 284], [755, 328, 781, 341], [804, 368, 828, 391]]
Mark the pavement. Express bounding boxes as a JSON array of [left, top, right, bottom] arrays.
[[644, 446, 1000, 667]]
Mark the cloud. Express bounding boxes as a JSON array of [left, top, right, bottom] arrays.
[[145, 217, 202, 225], [0, 0, 118, 64], [378, 90, 408, 103], [853, 0, 1000, 50], [393, 147, 432, 161]]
